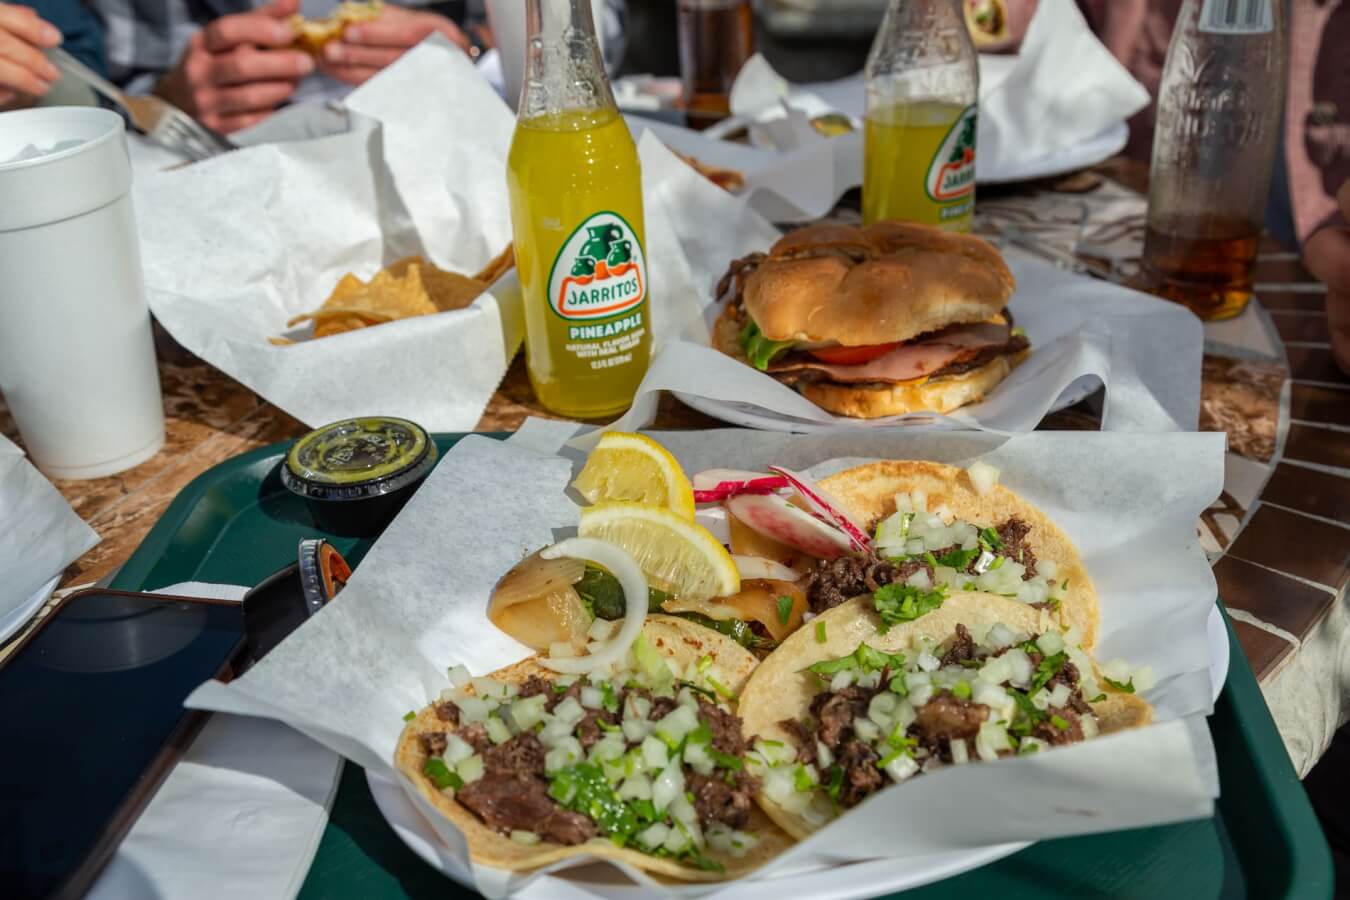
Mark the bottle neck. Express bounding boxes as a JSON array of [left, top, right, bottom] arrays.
[[520, 0, 615, 122]]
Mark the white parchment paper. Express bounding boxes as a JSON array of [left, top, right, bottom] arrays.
[[619, 136, 1203, 435], [0, 435, 98, 618], [134, 38, 524, 432], [186, 427, 1224, 897]]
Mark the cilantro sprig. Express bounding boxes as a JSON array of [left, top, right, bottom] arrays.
[[872, 582, 949, 632]]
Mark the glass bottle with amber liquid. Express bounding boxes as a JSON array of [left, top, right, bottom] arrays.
[[1140, 0, 1285, 320]]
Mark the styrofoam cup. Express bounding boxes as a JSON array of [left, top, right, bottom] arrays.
[[0, 107, 165, 480]]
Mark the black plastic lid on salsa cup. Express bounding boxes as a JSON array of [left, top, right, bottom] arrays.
[[280, 416, 438, 536]]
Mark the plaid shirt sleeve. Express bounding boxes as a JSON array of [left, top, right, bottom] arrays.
[[90, 0, 253, 91]]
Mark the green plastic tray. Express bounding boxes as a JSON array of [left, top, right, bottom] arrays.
[[108, 434, 1334, 899]]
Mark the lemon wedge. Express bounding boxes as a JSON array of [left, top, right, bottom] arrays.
[[572, 432, 696, 520], [578, 503, 739, 601]]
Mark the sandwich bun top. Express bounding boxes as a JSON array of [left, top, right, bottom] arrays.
[[741, 221, 1015, 346]]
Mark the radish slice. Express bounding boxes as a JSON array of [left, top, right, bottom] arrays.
[[732, 554, 801, 582], [691, 469, 789, 503], [538, 538, 647, 674], [768, 466, 871, 553], [726, 494, 852, 560]]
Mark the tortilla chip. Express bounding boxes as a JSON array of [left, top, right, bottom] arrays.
[[417, 265, 488, 312], [473, 244, 515, 285]]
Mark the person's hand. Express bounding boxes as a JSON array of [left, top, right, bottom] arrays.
[[156, 0, 313, 133], [1303, 180, 1350, 375], [0, 3, 62, 110], [318, 5, 468, 86]]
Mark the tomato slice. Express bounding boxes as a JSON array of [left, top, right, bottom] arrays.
[[807, 342, 902, 366]]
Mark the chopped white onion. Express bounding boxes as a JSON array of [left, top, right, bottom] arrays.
[[553, 696, 585, 727], [443, 734, 476, 765], [830, 669, 856, 692], [618, 774, 653, 800], [641, 735, 669, 770], [908, 684, 934, 707], [457, 754, 485, 784], [653, 762, 685, 812], [1030, 688, 1051, 711], [1101, 658, 1133, 683], [1039, 559, 1059, 580], [1004, 648, 1034, 688], [580, 686, 604, 710], [972, 549, 996, 575], [975, 721, 1012, 761], [917, 651, 940, 672], [884, 753, 921, 783], [1080, 715, 1100, 738], [457, 697, 489, 724], [510, 830, 540, 845], [1132, 665, 1157, 692], [446, 664, 472, 689], [509, 694, 548, 732], [950, 739, 970, 765], [815, 740, 834, 769], [654, 704, 700, 746], [967, 461, 1001, 496], [588, 617, 615, 642], [1048, 683, 1072, 708], [985, 623, 1018, 649], [853, 717, 881, 742], [906, 568, 933, 590], [683, 740, 715, 775], [485, 716, 512, 744], [545, 739, 583, 774], [638, 822, 670, 849], [539, 538, 649, 674]]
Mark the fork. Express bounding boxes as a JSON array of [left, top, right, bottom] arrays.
[[46, 47, 236, 162]]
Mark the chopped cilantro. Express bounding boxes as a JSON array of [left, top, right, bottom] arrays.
[[601, 681, 620, 713], [815, 620, 827, 643], [777, 595, 793, 625], [951, 681, 972, 700], [403, 710, 416, 722], [935, 547, 980, 570], [1050, 714, 1070, 730], [549, 763, 638, 845], [824, 764, 845, 806], [1090, 693, 1107, 703], [807, 642, 906, 677], [793, 765, 817, 792], [964, 581, 978, 590], [872, 581, 949, 631], [1018, 740, 1040, 755], [989, 555, 1005, 570], [888, 672, 908, 696], [1104, 676, 1136, 693], [923, 551, 940, 569], [707, 676, 736, 701], [423, 758, 463, 791], [696, 654, 713, 673], [1007, 688, 1045, 737], [1032, 652, 1067, 692], [979, 526, 1003, 551], [1061, 579, 1070, 591]]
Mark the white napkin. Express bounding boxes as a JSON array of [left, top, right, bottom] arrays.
[[0, 435, 98, 627], [135, 37, 524, 433], [89, 582, 342, 900], [977, 0, 1150, 176]]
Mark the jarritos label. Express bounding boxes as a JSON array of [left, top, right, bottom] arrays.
[[547, 212, 647, 323], [925, 105, 977, 203]]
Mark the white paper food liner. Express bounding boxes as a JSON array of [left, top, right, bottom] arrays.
[[187, 427, 1224, 897]]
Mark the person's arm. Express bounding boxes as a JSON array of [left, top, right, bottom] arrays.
[[154, 0, 313, 132], [1302, 181, 1350, 375], [0, 2, 61, 109], [318, 3, 467, 86]]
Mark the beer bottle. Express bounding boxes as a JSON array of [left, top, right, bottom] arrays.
[[862, 0, 979, 232], [506, 0, 652, 418]]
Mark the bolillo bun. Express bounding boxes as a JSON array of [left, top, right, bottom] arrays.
[[741, 221, 1015, 347]]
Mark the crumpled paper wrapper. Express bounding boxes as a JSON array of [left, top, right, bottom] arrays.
[[0, 434, 98, 618], [616, 135, 1202, 434], [186, 425, 1224, 897], [134, 38, 524, 432]]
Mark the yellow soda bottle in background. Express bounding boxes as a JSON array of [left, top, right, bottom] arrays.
[[862, 0, 979, 232], [506, 0, 652, 419]]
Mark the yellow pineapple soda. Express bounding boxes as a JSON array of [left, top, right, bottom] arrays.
[[864, 100, 977, 230], [505, 1, 651, 419], [862, 0, 979, 232]]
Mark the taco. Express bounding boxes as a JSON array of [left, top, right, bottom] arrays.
[[396, 615, 794, 880], [812, 459, 1100, 648], [737, 591, 1151, 839]]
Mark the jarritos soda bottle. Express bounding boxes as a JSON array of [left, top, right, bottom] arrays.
[[506, 0, 652, 419], [862, 0, 979, 232]]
